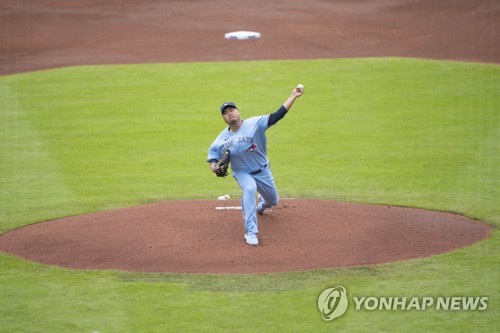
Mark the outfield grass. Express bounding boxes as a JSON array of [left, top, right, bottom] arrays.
[[0, 58, 498, 332]]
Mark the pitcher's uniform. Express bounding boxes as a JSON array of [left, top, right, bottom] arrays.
[[207, 105, 289, 237]]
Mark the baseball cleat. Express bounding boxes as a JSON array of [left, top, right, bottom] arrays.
[[245, 233, 259, 246]]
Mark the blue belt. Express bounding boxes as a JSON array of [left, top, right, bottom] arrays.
[[250, 164, 268, 175]]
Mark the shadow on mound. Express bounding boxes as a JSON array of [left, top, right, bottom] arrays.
[[0, 200, 491, 274]]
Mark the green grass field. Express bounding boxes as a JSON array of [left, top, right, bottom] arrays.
[[1, 58, 498, 332]]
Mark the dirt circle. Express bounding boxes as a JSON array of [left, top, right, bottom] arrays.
[[0, 199, 491, 274]]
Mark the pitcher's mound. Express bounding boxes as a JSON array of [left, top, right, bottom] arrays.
[[0, 199, 491, 274]]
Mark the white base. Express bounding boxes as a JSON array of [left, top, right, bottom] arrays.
[[224, 31, 261, 40]]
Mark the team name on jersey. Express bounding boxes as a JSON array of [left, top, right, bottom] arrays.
[[219, 136, 255, 154], [237, 136, 254, 144]]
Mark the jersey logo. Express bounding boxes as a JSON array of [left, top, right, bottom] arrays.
[[246, 144, 257, 152]]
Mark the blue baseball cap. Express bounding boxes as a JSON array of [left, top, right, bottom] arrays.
[[220, 102, 237, 114]]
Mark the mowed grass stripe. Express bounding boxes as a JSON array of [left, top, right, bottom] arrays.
[[2, 59, 498, 227], [0, 81, 76, 231]]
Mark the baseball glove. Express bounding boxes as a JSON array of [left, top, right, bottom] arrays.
[[215, 149, 230, 177]]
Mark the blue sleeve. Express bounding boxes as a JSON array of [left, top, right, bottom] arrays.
[[268, 105, 288, 127], [207, 142, 221, 162]]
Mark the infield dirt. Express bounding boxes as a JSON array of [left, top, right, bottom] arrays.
[[1, 0, 498, 76]]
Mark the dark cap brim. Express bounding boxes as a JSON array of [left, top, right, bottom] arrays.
[[220, 102, 237, 113]]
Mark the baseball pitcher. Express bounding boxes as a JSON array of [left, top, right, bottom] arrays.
[[207, 84, 304, 245]]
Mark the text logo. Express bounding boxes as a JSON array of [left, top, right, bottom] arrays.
[[353, 296, 488, 311], [317, 286, 349, 321]]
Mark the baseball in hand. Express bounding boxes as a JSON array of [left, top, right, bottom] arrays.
[[296, 83, 304, 92]]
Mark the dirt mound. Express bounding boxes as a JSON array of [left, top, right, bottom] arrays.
[[0, 199, 490, 274]]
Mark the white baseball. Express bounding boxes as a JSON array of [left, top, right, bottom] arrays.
[[297, 83, 304, 91]]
